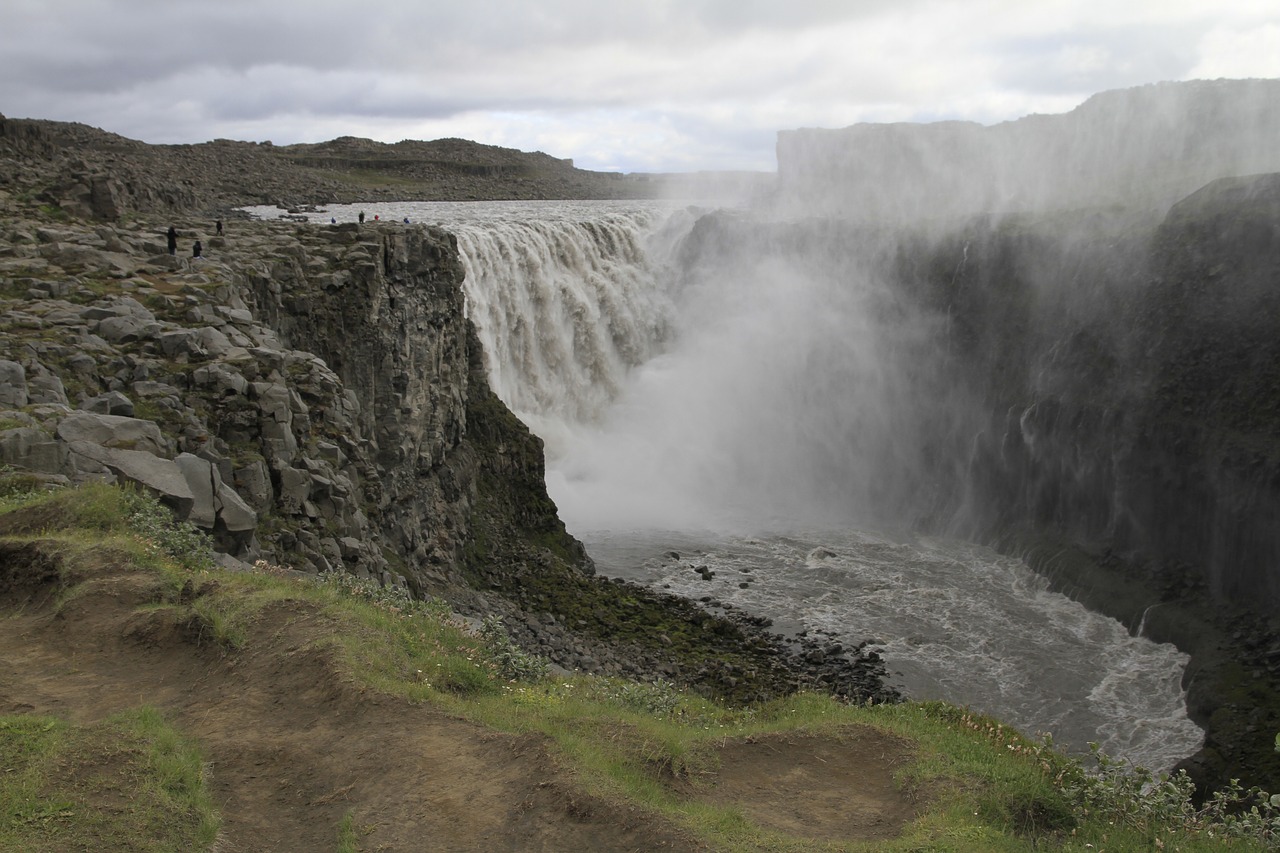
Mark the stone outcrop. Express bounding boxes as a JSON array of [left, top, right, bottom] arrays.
[[0, 214, 590, 596]]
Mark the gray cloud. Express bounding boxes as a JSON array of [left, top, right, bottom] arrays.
[[2, 0, 1277, 171]]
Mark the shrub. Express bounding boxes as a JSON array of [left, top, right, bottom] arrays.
[[120, 489, 215, 573], [1063, 742, 1280, 845], [479, 616, 549, 682]]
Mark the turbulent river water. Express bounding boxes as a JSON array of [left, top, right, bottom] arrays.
[[242, 199, 1204, 771]]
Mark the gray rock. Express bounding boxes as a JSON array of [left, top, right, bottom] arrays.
[[158, 326, 234, 359], [253, 382, 292, 421], [81, 391, 135, 417], [95, 314, 160, 344], [67, 441, 194, 519], [216, 481, 258, 532], [216, 306, 254, 324], [192, 364, 249, 397], [213, 552, 256, 572], [175, 453, 219, 528], [56, 412, 167, 457], [0, 361, 28, 408], [80, 297, 155, 322], [233, 460, 273, 511], [24, 363, 67, 405], [0, 427, 65, 473], [132, 380, 182, 398], [276, 466, 311, 512]]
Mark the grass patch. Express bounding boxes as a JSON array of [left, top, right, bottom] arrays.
[[0, 481, 214, 573], [0, 708, 219, 853], [336, 809, 360, 853]]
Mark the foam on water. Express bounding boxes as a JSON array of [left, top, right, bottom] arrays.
[[585, 529, 1201, 770]]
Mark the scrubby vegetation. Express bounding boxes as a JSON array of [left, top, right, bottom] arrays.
[[0, 708, 219, 853], [2, 478, 1279, 850]]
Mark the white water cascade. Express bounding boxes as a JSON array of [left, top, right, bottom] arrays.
[[242, 199, 1204, 772]]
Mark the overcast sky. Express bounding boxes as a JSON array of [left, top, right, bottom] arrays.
[[3, 1, 1278, 173]]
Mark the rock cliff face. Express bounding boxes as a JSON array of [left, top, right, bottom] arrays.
[[894, 175, 1280, 609], [0, 214, 585, 597]]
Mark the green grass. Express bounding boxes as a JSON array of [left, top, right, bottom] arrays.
[[336, 809, 360, 852], [2, 481, 1277, 851], [0, 708, 219, 853]]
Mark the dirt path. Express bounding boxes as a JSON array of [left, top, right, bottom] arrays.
[[0, 544, 919, 851]]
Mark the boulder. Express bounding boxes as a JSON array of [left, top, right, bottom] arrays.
[[23, 362, 67, 405], [94, 314, 160, 344], [192, 363, 249, 397], [80, 391, 135, 417], [80, 296, 154, 322], [175, 453, 219, 528], [158, 326, 235, 360], [67, 441, 194, 519], [275, 466, 311, 513], [174, 452, 258, 535], [55, 412, 167, 457], [0, 426, 65, 473], [0, 360, 27, 407], [232, 459, 273, 511], [216, 482, 258, 532]]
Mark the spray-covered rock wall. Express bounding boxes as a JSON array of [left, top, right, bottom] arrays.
[[775, 79, 1280, 222]]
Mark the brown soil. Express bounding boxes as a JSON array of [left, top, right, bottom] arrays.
[[703, 731, 918, 843], [0, 542, 920, 851]]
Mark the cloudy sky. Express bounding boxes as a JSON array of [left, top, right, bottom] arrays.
[[3, 0, 1278, 173]]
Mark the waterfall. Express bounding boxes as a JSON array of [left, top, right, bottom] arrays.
[[452, 206, 685, 446]]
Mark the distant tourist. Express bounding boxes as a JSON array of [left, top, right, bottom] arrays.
[[167, 226, 177, 255], [374, 214, 379, 221], [192, 240, 202, 258], [358, 211, 365, 224], [215, 219, 223, 236], [403, 217, 410, 224], [331, 217, 337, 224]]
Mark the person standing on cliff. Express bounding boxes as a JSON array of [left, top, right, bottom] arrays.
[[192, 240, 202, 259], [215, 219, 223, 236], [358, 211, 365, 224], [167, 226, 177, 255]]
